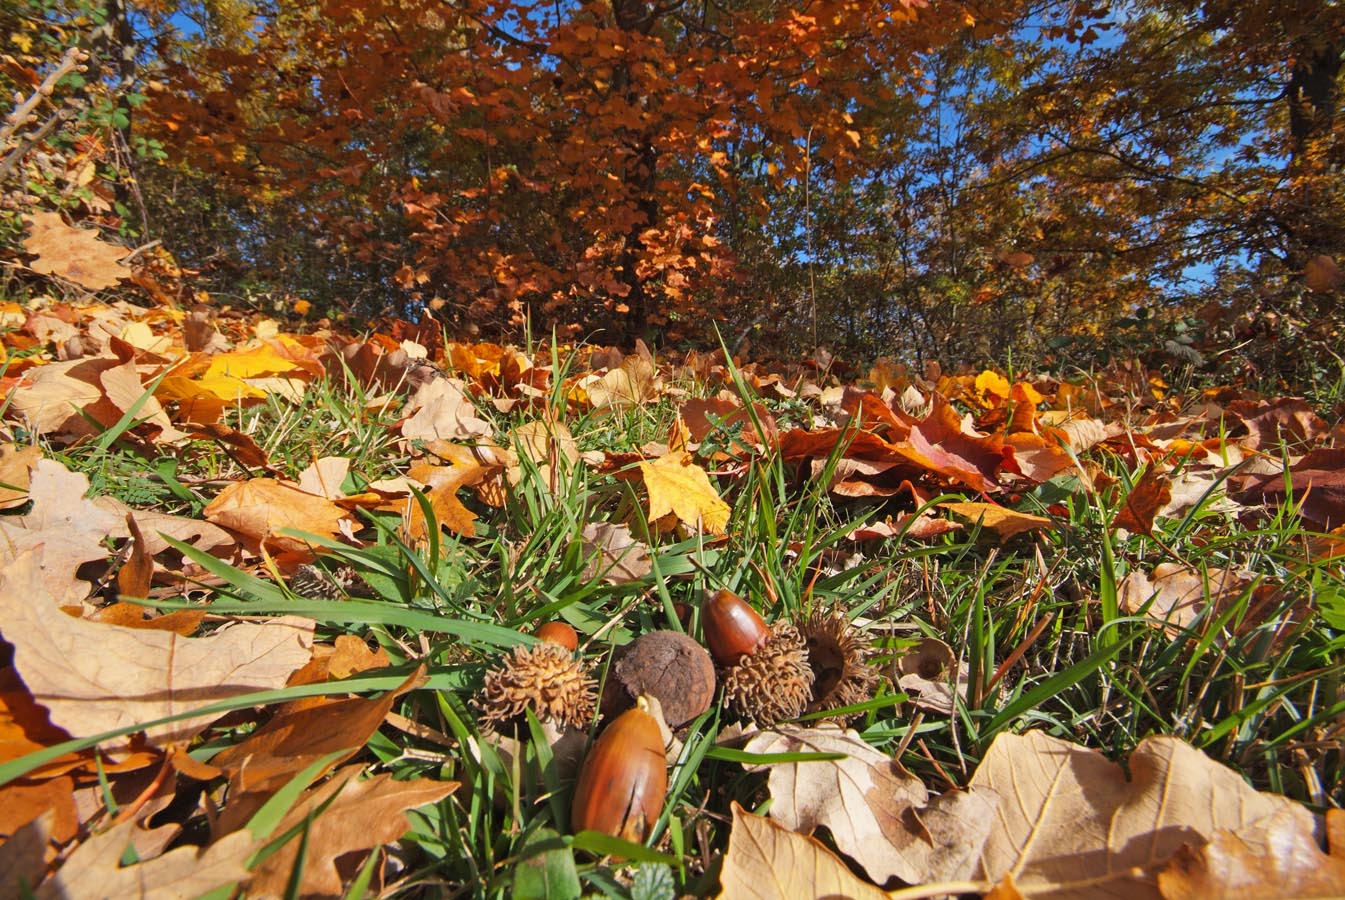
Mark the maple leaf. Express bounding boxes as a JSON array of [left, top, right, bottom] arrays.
[[204, 478, 353, 553], [638, 449, 730, 533], [0, 550, 314, 747], [22, 212, 130, 291]]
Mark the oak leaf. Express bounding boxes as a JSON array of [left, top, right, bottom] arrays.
[[716, 801, 889, 900], [25, 819, 254, 900], [939, 501, 1054, 541], [247, 766, 459, 898], [0, 550, 314, 747], [22, 213, 130, 291], [204, 478, 352, 553], [401, 377, 492, 442], [638, 449, 730, 534], [742, 724, 994, 884], [969, 730, 1318, 899]]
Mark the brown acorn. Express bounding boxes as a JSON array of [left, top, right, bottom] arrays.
[[798, 608, 880, 721], [535, 621, 579, 652], [475, 640, 596, 732], [703, 590, 812, 726], [570, 697, 668, 842]]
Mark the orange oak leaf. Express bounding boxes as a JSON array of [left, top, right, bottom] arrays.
[[204, 477, 352, 553], [22, 212, 130, 291]]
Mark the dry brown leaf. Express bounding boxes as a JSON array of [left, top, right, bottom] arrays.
[[582, 354, 658, 409], [297, 456, 351, 499], [204, 477, 352, 553], [1118, 562, 1249, 633], [28, 820, 254, 900], [579, 522, 653, 583], [639, 449, 730, 534], [969, 730, 1318, 899], [1157, 806, 1345, 899], [939, 501, 1055, 541], [5, 357, 108, 437], [0, 550, 313, 747], [211, 668, 421, 835], [400, 377, 492, 441], [743, 722, 996, 883], [1112, 467, 1172, 535], [247, 767, 458, 899], [715, 801, 890, 900], [0, 444, 42, 510], [22, 213, 130, 291]]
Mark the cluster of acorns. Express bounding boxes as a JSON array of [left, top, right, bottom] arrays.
[[474, 589, 882, 842]]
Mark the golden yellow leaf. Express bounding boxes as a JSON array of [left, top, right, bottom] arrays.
[[639, 450, 730, 534], [939, 501, 1054, 541]]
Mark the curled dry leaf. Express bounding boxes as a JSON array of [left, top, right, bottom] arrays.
[[401, 376, 493, 442], [939, 501, 1055, 541], [1157, 806, 1345, 899], [716, 801, 890, 900], [893, 636, 965, 715], [742, 724, 995, 885], [0, 550, 314, 748], [968, 729, 1319, 900]]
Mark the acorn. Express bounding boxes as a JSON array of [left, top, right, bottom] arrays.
[[798, 608, 880, 722], [535, 621, 579, 652], [570, 696, 668, 842], [703, 590, 812, 726], [475, 640, 596, 732]]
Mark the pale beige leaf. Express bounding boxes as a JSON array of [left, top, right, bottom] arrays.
[[742, 724, 932, 884], [248, 768, 458, 898], [6, 357, 108, 436], [297, 456, 351, 499], [638, 449, 730, 534], [32, 820, 253, 900], [716, 802, 890, 900], [0, 551, 313, 747], [22, 213, 129, 291], [579, 522, 653, 583], [1118, 563, 1249, 634], [0, 443, 42, 510], [401, 377, 492, 441], [969, 730, 1317, 899], [0, 459, 124, 604]]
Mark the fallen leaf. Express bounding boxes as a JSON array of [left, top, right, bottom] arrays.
[[715, 801, 890, 900], [5, 356, 108, 437], [893, 637, 965, 715], [1118, 562, 1250, 633], [0, 550, 313, 747], [1112, 467, 1173, 535], [639, 449, 730, 534], [579, 522, 653, 583], [742, 724, 988, 885], [247, 767, 458, 898], [297, 456, 351, 499], [969, 730, 1318, 899], [1157, 806, 1345, 899], [1231, 448, 1345, 529], [401, 377, 492, 441], [22, 213, 129, 291], [29, 819, 254, 900], [940, 501, 1054, 541], [204, 478, 352, 553], [0, 444, 41, 509]]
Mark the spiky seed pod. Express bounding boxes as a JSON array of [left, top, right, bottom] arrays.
[[720, 621, 813, 726], [798, 609, 880, 722], [476, 641, 596, 732]]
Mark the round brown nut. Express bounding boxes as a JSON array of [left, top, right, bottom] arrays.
[[609, 630, 715, 727]]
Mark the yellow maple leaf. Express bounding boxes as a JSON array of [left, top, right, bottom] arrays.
[[639, 450, 730, 534]]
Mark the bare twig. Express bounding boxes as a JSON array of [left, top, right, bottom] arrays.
[[0, 47, 89, 180]]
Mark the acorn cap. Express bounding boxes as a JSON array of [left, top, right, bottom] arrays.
[[721, 621, 812, 725], [798, 609, 879, 721], [476, 641, 596, 731]]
